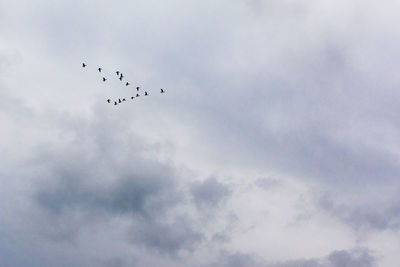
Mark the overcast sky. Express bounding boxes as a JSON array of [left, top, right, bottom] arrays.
[[1, 0, 400, 266]]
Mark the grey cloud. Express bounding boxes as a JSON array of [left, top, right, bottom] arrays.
[[207, 252, 260, 267], [254, 177, 281, 190], [211, 212, 238, 244], [33, 131, 178, 221], [1, 0, 399, 266], [269, 259, 321, 267], [211, 231, 231, 243], [102, 258, 126, 267], [36, 172, 179, 220], [0, 88, 34, 122], [206, 248, 376, 267], [31, 118, 203, 255], [320, 195, 400, 231], [270, 248, 375, 267], [190, 177, 231, 207], [327, 249, 376, 267], [149, 9, 400, 191], [129, 217, 203, 255], [0, 49, 22, 73]]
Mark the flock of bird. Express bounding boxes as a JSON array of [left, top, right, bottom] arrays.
[[82, 62, 165, 105]]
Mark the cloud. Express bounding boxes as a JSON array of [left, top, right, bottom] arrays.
[[28, 113, 205, 256], [36, 171, 180, 219], [326, 249, 376, 267], [207, 252, 260, 267], [207, 248, 376, 267], [320, 194, 400, 231], [129, 217, 203, 255], [254, 177, 281, 190], [190, 177, 231, 208], [1, 0, 399, 266]]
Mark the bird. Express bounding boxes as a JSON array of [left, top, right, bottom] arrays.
[[114, 101, 117, 105], [98, 68, 102, 72], [107, 99, 110, 103], [144, 91, 148, 96], [122, 98, 126, 101], [126, 82, 130, 86], [131, 96, 134, 99], [116, 71, 120, 75], [160, 89, 165, 93], [136, 87, 140, 91], [136, 93, 139, 97], [119, 76, 123, 81], [103, 77, 107, 82], [82, 63, 86, 67], [118, 98, 122, 103]]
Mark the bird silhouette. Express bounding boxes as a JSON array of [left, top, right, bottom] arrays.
[[136, 87, 140, 91], [103, 77, 107, 82], [116, 71, 120, 75], [114, 101, 117, 105], [160, 89, 165, 93], [131, 96, 134, 99], [136, 93, 139, 97], [98, 68, 102, 72], [122, 98, 126, 101], [126, 82, 129, 86], [82, 63, 86, 67], [118, 98, 122, 103], [119, 76, 123, 81], [144, 91, 148, 96], [107, 99, 110, 103]]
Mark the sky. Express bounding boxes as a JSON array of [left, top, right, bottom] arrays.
[[1, 0, 400, 266]]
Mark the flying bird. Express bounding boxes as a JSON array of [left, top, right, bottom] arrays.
[[80, 64, 167, 106]]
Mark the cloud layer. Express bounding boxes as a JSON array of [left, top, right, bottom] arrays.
[[1, 0, 400, 266]]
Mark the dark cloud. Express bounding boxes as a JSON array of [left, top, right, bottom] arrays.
[[269, 259, 321, 267], [327, 249, 376, 267], [102, 258, 126, 267], [271, 248, 375, 267], [30, 115, 204, 255], [35, 172, 180, 221], [129, 217, 203, 255], [207, 248, 376, 267], [207, 252, 260, 267], [190, 177, 231, 207], [211, 231, 231, 243], [320, 194, 400, 231], [36, 168, 180, 219]]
